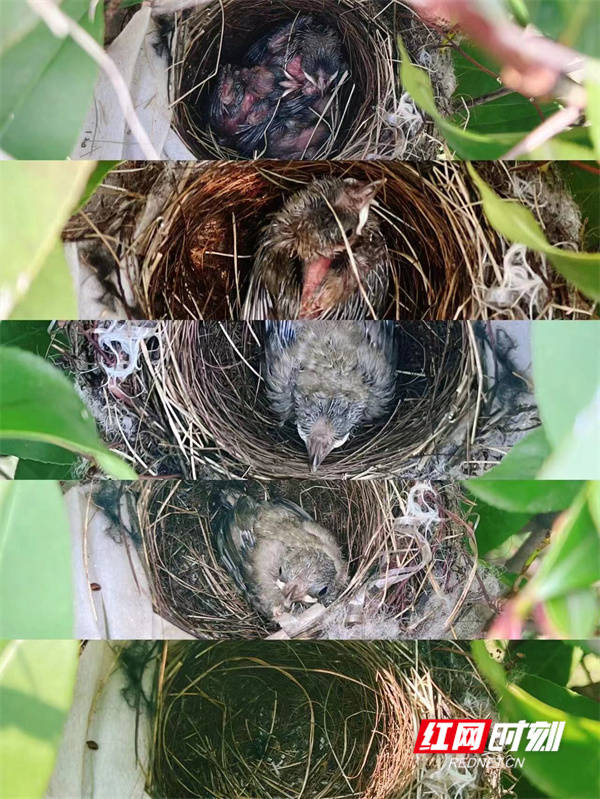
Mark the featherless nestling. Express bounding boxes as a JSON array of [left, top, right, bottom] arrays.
[[243, 177, 391, 320], [208, 17, 347, 157], [246, 15, 348, 98], [264, 321, 398, 471], [214, 489, 347, 619], [209, 64, 285, 141]]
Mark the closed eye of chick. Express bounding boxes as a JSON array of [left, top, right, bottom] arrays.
[[244, 176, 391, 320], [214, 490, 347, 620]]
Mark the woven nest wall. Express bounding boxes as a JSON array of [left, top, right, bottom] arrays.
[[130, 161, 499, 320], [170, 0, 427, 160], [148, 641, 506, 799], [155, 320, 474, 479], [136, 479, 476, 639]]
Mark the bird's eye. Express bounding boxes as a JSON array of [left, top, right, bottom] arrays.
[[318, 586, 328, 597], [278, 566, 283, 577]]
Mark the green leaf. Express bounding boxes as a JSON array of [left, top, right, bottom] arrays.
[[0, 161, 94, 319], [0, 640, 78, 799], [452, 42, 561, 134], [532, 322, 600, 447], [507, 640, 575, 685], [0, 0, 104, 159], [523, 0, 600, 59], [468, 165, 600, 300], [0, 346, 136, 478], [0, 439, 75, 465], [76, 160, 120, 212], [399, 36, 597, 160], [0, 321, 52, 355], [0, 482, 73, 638], [472, 641, 600, 799], [517, 674, 600, 723], [527, 488, 600, 602], [586, 75, 600, 159], [9, 240, 77, 320], [544, 588, 599, 638], [0, 1, 40, 53], [13, 459, 77, 479], [398, 36, 523, 158], [468, 496, 533, 555], [464, 478, 582, 513], [477, 427, 552, 480]]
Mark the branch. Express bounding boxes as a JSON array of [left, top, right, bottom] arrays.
[[406, 0, 586, 99]]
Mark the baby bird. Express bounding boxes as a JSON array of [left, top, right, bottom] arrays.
[[209, 64, 283, 142], [264, 321, 398, 471], [215, 490, 347, 620], [247, 16, 347, 98], [243, 177, 391, 320]]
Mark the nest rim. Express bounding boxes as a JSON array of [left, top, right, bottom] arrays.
[[136, 478, 479, 641], [129, 160, 501, 322], [151, 319, 476, 481], [169, 0, 413, 161]]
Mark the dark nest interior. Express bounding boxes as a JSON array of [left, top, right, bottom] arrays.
[[147, 640, 507, 799], [135, 479, 480, 640], [169, 0, 435, 160], [129, 161, 499, 321], [156, 320, 474, 480]]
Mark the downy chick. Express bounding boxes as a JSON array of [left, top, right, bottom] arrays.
[[244, 177, 391, 320], [264, 321, 398, 470], [209, 63, 283, 141], [215, 490, 347, 619], [247, 15, 347, 98]]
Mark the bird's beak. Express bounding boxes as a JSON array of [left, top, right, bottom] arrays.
[[308, 438, 334, 472], [316, 76, 328, 95]]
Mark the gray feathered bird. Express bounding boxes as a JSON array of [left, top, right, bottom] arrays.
[[264, 321, 398, 470], [243, 177, 391, 320], [215, 490, 347, 619]]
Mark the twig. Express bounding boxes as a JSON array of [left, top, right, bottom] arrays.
[[27, 0, 159, 160]]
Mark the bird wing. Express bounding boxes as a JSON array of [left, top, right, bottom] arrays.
[[362, 321, 398, 361], [265, 319, 297, 350], [264, 321, 301, 421], [213, 491, 258, 592], [271, 496, 314, 522], [235, 110, 282, 156], [245, 32, 274, 66]]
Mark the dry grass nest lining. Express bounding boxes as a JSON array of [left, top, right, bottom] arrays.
[[137, 479, 476, 640], [130, 160, 499, 320], [148, 641, 505, 799], [154, 320, 475, 479], [170, 0, 423, 160]]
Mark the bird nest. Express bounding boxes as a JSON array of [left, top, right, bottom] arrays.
[[56, 319, 477, 480], [136, 479, 481, 640], [147, 640, 508, 799], [156, 320, 472, 479], [126, 160, 499, 320], [66, 161, 594, 321], [169, 0, 443, 160]]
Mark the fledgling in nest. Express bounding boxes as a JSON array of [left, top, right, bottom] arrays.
[[264, 321, 398, 470], [244, 176, 391, 319], [214, 489, 347, 619]]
